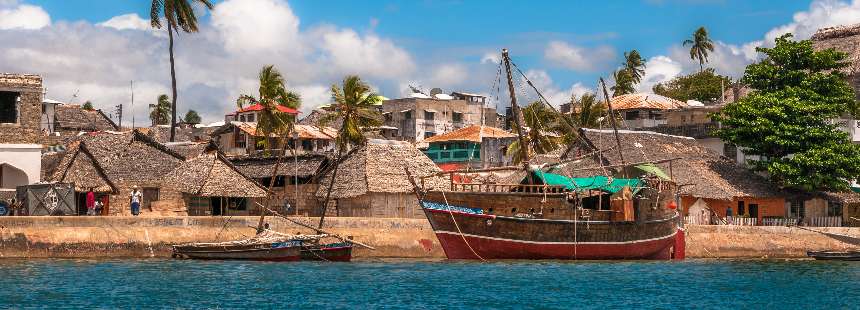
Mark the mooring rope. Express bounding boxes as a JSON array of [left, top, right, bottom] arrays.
[[440, 190, 486, 261]]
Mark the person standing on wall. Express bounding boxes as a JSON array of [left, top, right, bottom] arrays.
[[86, 188, 96, 216], [130, 186, 143, 216]]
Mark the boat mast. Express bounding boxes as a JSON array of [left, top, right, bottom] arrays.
[[599, 78, 626, 166], [502, 49, 531, 174]]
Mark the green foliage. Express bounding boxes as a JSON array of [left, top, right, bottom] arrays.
[[82, 101, 94, 111], [150, 0, 214, 33], [652, 69, 731, 102], [713, 34, 860, 191], [325, 75, 383, 151], [237, 65, 302, 150], [683, 26, 715, 72], [150, 94, 171, 125], [507, 101, 563, 164], [611, 69, 635, 97], [183, 110, 201, 124], [623, 50, 647, 84]]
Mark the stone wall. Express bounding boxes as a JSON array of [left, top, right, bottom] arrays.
[[0, 74, 42, 144]]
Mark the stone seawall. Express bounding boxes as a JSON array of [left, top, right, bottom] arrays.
[[0, 217, 858, 259]]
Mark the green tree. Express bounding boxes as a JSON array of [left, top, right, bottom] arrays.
[[150, 0, 214, 142], [507, 101, 563, 164], [318, 75, 383, 228], [713, 34, 860, 191], [82, 101, 94, 111], [183, 109, 201, 124], [611, 69, 635, 97], [683, 26, 715, 72], [149, 94, 171, 125], [623, 50, 647, 84], [237, 65, 302, 151], [652, 69, 731, 102]]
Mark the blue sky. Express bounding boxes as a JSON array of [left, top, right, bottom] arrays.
[[1, 0, 858, 123]]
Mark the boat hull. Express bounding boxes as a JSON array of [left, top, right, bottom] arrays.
[[807, 250, 860, 261], [423, 208, 682, 260], [173, 241, 303, 261], [301, 243, 354, 262]]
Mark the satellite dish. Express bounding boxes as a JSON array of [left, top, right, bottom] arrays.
[[430, 88, 444, 96]]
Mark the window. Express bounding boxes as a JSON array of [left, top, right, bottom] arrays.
[[426, 152, 439, 160], [737, 201, 745, 216], [247, 113, 255, 122], [239, 114, 246, 122], [302, 140, 313, 151], [383, 113, 392, 122], [404, 110, 412, 119], [789, 200, 804, 218], [235, 133, 246, 148], [424, 111, 435, 120], [440, 152, 451, 159], [425, 131, 436, 138], [0, 91, 19, 124], [452, 112, 463, 123], [624, 111, 640, 120]]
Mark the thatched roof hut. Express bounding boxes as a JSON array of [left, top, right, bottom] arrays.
[[163, 149, 267, 198], [230, 154, 329, 179], [316, 139, 447, 199], [49, 130, 185, 192], [812, 23, 860, 76], [542, 129, 783, 201], [54, 104, 119, 132]]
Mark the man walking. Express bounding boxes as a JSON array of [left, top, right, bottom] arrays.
[[130, 186, 143, 216]]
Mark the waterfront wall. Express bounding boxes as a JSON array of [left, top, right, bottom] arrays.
[[0, 217, 858, 259]]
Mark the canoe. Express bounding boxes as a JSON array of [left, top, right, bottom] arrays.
[[807, 250, 860, 261]]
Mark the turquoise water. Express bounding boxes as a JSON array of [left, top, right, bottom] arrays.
[[0, 259, 856, 309]]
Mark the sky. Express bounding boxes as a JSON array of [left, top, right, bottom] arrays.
[[1, 0, 859, 124]]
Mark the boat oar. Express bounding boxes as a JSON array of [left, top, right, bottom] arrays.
[[254, 202, 376, 250]]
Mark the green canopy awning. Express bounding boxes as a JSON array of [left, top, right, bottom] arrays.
[[530, 171, 642, 194]]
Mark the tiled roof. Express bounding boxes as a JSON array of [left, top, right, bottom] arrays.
[[610, 93, 687, 110], [237, 103, 298, 115], [422, 125, 516, 143]]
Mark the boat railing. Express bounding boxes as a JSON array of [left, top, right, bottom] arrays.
[[450, 183, 567, 193]]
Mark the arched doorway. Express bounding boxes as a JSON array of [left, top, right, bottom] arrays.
[[0, 163, 29, 190]]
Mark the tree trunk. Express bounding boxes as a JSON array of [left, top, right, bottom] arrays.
[[255, 125, 294, 234], [318, 147, 342, 229], [168, 23, 178, 142]]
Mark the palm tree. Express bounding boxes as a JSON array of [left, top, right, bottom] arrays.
[[150, 0, 214, 142], [611, 69, 635, 97], [683, 26, 715, 72], [507, 101, 562, 164], [623, 50, 647, 84], [318, 75, 382, 228], [237, 65, 301, 151], [150, 94, 171, 126]]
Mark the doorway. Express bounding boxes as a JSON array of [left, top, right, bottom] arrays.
[[748, 203, 759, 219]]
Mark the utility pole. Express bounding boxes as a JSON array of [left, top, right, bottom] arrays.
[[130, 81, 135, 129]]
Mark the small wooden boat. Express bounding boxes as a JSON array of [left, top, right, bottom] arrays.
[[301, 242, 354, 262], [807, 250, 860, 261], [173, 239, 304, 261]]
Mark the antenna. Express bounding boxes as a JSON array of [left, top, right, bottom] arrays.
[[114, 104, 123, 128]]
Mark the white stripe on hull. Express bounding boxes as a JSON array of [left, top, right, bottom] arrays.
[[433, 230, 677, 245]]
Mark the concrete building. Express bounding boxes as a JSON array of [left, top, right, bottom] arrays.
[[211, 122, 336, 156], [0, 74, 44, 194], [381, 91, 499, 142]]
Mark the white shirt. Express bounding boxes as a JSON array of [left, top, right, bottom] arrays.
[[131, 190, 142, 204]]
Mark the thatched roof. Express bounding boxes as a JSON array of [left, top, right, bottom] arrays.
[[165, 142, 208, 159], [50, 141, 117, 193], [542, 129, 784, 200], [164, 151, 267, 198], [422, 125, 516, 143], [812, 23, 860, 75], [610, 93, 687, 110], [49, 130, 185, 191], [140, 126, 215, 143], [230, 154, 328, 179], [54, 104, 118, 131], [41, 151, 66, 181], [299, 109, 343, 130], [316, 139, 448, 198]]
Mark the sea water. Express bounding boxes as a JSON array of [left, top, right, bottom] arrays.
[[0, 259, 855, 309]]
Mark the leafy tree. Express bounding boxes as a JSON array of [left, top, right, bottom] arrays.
[[611, 69, 635, 97], [149, 94, 171, 125], [683, 26, 715, 72], [713, 34, 860, 191], [82, 101, 94, 111], [318, 75, 382, 228], [652, 69, 731, 102], [623, 50, 647, 84], [568, 93, 606, 128], [183, 110, 201, 124], [150, 0, 214, 142], [507, 101, 563, 164], [237, 65, 302, 150]]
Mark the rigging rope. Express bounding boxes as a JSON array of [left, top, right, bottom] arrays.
[[441, 189, 486, 261]]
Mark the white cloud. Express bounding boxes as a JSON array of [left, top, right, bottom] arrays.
[[481, 52, 500, 64], [97, 13, 151, 31], [544, 41, 615, 71], [636, 56, 683, 92], [292, 84, 332, 114], [211, 0, 302, 55], [428, 63, 467, 87], [524, 69, 591, 108], [0, 3, 49, 30], [764, 0, 860, 43], [314, 26, 415, 79]]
